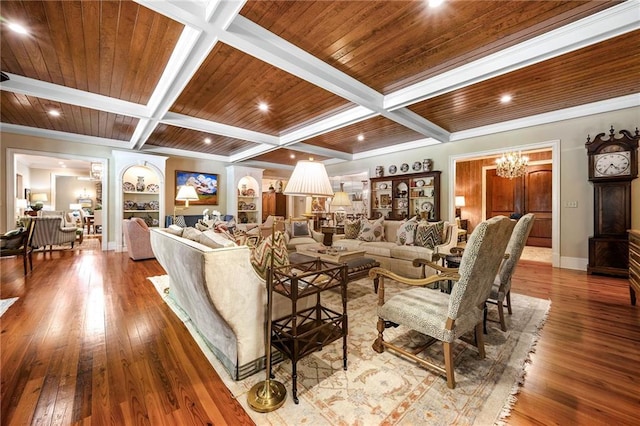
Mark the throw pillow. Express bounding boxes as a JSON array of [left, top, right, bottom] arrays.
[[358, 217, 385, 242], [199, 230, 237, 249], [250, 231, 289, 280], [287, 219, 311, 238], [234, 229, 262, 248], [1, 228, 25, 249], [182, 227, 202, 242], [415, 221, 444, 249], [344, 218, 361, 239], [396, 217, 419, 245], [174, 215, 187, 228], [165, 224, 184, 236]]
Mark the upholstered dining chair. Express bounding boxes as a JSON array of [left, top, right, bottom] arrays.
[[369, 216, 515, 388], [486, 213, 535, 331], [0, 220, 36, 275]]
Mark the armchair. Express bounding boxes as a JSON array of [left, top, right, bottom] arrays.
[[487, 213, 535, 331], [369, 216, 515, 388], [122, 218, 155, 260], [30, 216, 77, 251], [1, 220, 36, 275]]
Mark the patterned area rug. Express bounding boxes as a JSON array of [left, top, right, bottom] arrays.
[[0, 297, 19, 317], [147, 275, 549, 425]]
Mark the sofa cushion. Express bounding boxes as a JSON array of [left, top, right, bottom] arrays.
[[396, 217, 419, 245], [361, 241, 396, 257], [415, 221, 444, 249], [358, 217, 385, 242], [250, 231, 289, 280], [285, 236, 317, 251], [390, 244, 435, 262], [344, 218, 361, 239], [333, 239, 364, 251], [199, 230, 237, 249]]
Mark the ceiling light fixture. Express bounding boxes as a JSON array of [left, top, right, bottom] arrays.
[[357, 134, 364, 141], [500, 94, 512, 104], [48, 109, 61, 117], [8, 22, 29, 35], [258, 102, 269, 112], [496, 151, 529, 179], [428, 0, 445, 8], [204, 137, 212, 144]]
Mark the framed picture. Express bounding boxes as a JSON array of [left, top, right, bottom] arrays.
[[175, 170, 218, 205], [24, 188, 31, 202], [380, 194, 391, 208]]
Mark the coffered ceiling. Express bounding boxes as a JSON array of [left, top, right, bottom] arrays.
[[1, 0, 638, 172]]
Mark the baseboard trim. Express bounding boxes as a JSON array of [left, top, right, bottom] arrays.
[[560, 256, 587, 271]]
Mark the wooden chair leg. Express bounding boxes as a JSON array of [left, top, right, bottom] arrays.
[[475, 322, 486, 359], [497, 302, 507, 332], [372, 317, 385, 353], [22, 255, 27, 275], [443, 342, 455, 389], [506, 291, 512, 315]]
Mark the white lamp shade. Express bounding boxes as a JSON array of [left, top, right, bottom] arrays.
[[284, 160, 334, 197], [31, 193, 48, 203], [331, 191, 352, 207], [176, 185, 199, 203], [16, 199, 28, 209], [69, 203, 82, 210], [455, 196, 466, 207]]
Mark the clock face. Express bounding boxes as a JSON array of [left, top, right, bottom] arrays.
[[594, 151, 631, 177]]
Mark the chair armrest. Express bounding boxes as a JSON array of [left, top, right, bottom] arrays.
[[369, 266, 460, 304], [311, 230, 323, 243]]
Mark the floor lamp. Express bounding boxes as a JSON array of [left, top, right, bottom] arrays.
[[247, 159, 334, 412]]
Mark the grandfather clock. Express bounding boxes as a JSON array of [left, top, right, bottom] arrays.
[[585, 127, 639, 277]]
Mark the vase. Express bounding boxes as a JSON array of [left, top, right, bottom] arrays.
[[136, 176, 145, 192]]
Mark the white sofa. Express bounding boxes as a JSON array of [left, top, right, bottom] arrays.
[[149, 228, 313, 380], [334, 220, 458, 279]]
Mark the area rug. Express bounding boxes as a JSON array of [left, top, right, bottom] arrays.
[[147, 275, 549, 425], [0, 297, 19, 317]]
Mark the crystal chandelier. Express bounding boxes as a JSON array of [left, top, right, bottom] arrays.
[[495, 151, 529, 179]]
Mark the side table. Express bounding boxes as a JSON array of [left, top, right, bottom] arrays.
[[269, 259, 348, 404], [320, 226, 345, 246]]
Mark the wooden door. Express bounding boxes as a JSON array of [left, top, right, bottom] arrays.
[[485, 163, 552, 247]]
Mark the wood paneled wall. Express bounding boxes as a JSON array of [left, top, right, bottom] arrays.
[[455, 151, 551, 232]]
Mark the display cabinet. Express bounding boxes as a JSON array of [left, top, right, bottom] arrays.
[[370, 171, 441, 220], [269, 258, 348, 404], [226, 165, 263, 225], [122, 165, 161, 227]]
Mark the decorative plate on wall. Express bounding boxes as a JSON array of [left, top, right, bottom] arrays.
[[400, 163, 409, 172], [421, 201, 434, 212], [412, 161, 422, 171], [389, 165, 397, 174], [146, 183, 159, 193], [123, 182, 135, 192], [246, 188, 255, 196], [124, 200, 135, 210], [379, 183, 388, 190], [415, 179, 425, 187]]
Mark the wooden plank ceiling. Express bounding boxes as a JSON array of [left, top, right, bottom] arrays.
[[0, 0, 636, 171]]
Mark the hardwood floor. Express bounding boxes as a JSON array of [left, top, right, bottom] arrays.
[[1, 245, 638, 424]]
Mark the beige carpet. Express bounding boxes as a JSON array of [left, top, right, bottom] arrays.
[[148, 275, 549, 425], [0, 297, 19, 317]]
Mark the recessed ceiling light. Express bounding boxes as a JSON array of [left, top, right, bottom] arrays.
[[204, 137, 212, 144], [258, 102, 269, 112], [500, 94, 512, 104], [8, 22, 29, 35], [357, 134, 365, 142], [61, 164, 67, 168], [48, 110, 60, 117], [428, 0, 445, 8], [290, 154, 296, 159]]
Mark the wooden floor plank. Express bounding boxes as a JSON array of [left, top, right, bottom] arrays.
[[2, 246, 639, 425]]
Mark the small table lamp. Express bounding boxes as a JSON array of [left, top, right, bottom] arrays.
[[331, 183, 352, 225], [174, 185, 199, 221], [455, 195, 466, 218]]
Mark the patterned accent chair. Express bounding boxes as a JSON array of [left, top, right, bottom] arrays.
[[122, 218, 155, 260], [1, 220, 36, 275], [486, 213, 536, 331], [369, 216, 515, 388], [31, 216, 77, 251]]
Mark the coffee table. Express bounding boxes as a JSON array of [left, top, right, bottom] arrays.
[[296, 244, 365, 263]]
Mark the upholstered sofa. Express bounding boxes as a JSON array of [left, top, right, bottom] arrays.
[[149, 227, 313, 381], [333, 219, 458, 279]]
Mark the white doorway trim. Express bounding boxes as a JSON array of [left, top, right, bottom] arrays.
[[448, 140, 561, 267], [6, 148, 109, 251]]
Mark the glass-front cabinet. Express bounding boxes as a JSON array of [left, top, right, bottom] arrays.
[[370, 171, 441, 221]]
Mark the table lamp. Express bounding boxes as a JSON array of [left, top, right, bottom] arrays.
[[331, 183, 352, 225], [174, 185, 199, 221], [31, 193, 48, 211], [455, 195, 466, 218]]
